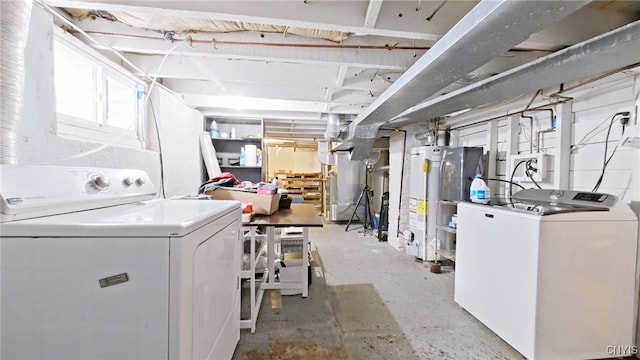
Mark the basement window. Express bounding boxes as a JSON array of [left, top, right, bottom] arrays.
[[53, 29, 145, 148]]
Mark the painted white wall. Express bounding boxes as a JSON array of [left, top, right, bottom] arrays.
[[452, 70, 640, 202], [16, 5, 203, 197]]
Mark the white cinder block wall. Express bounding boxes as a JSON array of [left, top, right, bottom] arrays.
[[389, 68, 640, 247], [16, 5, 204, 197], [451, 71, 639, 202]]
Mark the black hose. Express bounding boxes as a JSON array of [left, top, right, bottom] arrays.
[[396, 130, 407, 237], [525, 160, 542, 189], [509, 160, 527, 205], [486, 178, 525, 190]]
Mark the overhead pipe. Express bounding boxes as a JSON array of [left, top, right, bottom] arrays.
[[1, 0, 33, 164]]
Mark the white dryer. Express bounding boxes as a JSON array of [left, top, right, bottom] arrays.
[[455, 189, 639, 360], [0, 165, 242, 360]]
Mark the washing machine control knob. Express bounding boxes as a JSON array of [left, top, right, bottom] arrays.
[[549, 190, 564, 200], [135, 177, 147, 186], [91, 175, 111, 190], [123, 177, 135, 186]]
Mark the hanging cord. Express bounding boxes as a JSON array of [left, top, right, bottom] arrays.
[[146, 96, 166, 199], [592, 112, 629, 192], [509, 160, 527, 205], [486, 178, 525, 190]]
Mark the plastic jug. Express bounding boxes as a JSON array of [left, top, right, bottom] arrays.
[[209, 120, 219, 139], [239, 147, 246, 166], [470, 174, 490, 204]]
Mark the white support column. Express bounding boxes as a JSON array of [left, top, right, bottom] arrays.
[[505, 115, 521, 196], [485, 120, 498, 194], [554, 101, 573, 189]]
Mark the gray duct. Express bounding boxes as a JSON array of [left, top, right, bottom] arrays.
[[317, 140, 336, 166], [1, 0, 32, 164], [324, 113, 340, 141]]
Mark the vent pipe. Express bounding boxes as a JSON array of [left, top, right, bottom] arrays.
[[324, 113, 340, 141], [1, 0, 32, 164]]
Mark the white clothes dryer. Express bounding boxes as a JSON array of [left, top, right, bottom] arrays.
[[0, 165, 242, 360]]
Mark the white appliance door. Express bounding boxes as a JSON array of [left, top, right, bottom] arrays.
[[169, 209, 241, 360], [1, 237, 169, 360], [454, 203, 539, 358], [192, 217, 241, 360]]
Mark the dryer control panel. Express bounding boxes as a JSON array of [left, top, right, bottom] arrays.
[[0, 165, 157, 221]]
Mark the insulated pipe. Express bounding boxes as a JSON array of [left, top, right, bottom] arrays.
[[1, 0, 32, 164]]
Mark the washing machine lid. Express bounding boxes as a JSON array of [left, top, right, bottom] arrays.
[[0, 199, 240, 237]]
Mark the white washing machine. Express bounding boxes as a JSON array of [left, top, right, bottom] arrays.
[[0, 165, 242, 360], [455, 189, 639, 360]]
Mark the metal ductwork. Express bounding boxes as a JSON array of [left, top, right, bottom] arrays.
[[1, 0, 33, 164], [389, 20, 640, 126], [317, 140, 335, 166], [335, 0, 589, 160], [324, 113, 340, 141]]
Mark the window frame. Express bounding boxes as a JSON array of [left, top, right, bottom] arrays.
[[53, 28, 147, 149]]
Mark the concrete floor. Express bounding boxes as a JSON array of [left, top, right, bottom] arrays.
[[232, 222, 523, 360]]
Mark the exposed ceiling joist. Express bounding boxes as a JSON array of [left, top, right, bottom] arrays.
[[183, 94, 343, 114], [45, 0, 445, 41], [41, 0, 640, 145], [364, 0, 384, 28], [87, 33, 422, 70], [337, 0, 589, 158]]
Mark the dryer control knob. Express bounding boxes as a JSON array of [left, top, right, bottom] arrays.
[[91, 175, 111, 190], [135, 177, 147, 186], [123, 177, 135, 186]]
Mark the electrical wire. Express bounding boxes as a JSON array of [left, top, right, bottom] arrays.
[[571, 113, 618, 153], [146, 96, 166, 199], [486, 178, 525, 190], [591, 112, 628, 192]]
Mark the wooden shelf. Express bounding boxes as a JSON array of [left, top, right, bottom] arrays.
[[211, 137, 262, 142], [220, 165, 262, 169], [437, 225, 457, 234], [440, 249, 456, 262]]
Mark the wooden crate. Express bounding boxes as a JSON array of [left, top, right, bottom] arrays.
[[275, 171, 323, 213]]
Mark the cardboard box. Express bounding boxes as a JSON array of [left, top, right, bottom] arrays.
[[206, 187, 280, 215]]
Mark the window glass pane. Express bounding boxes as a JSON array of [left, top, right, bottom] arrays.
[[53, 42, 97, 123], [106, 77, 139, 130]]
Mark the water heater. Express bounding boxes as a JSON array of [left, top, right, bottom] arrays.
[[405, 146, 442, 260]]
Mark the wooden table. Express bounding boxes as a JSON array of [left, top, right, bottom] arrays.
[[241, 204, 323, 332]]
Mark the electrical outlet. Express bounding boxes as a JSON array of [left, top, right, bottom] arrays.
[[620, 135, 640, 149], [509, 153, 547, 182]]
